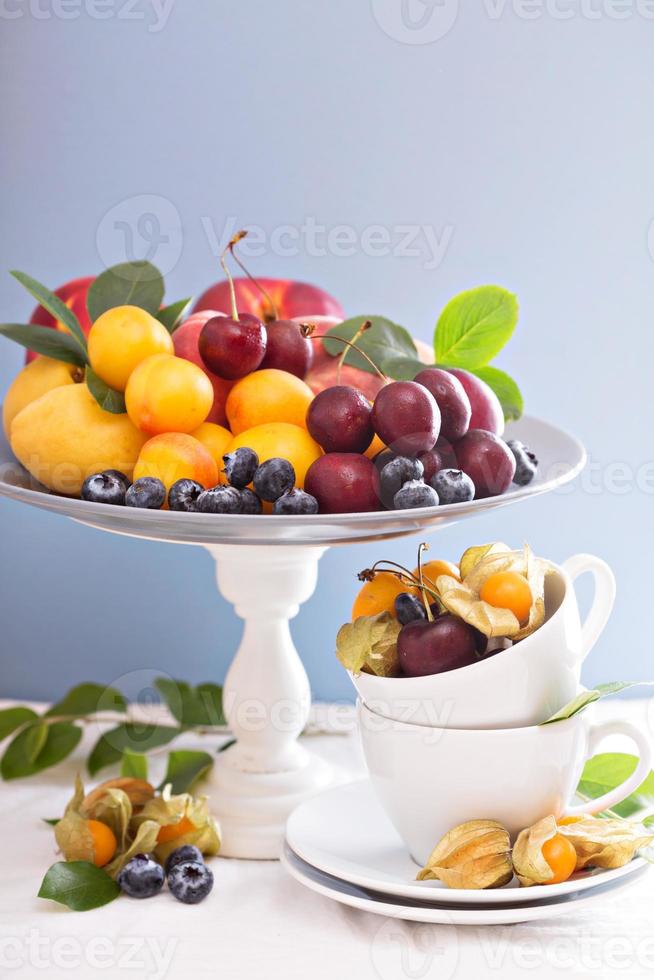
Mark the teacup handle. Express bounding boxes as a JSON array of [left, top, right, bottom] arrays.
[[561, 554, 616, 662], [563, 720, 652, 817]]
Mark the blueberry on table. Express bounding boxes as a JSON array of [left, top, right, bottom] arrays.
[[394, 592, 427, 625], [165, 844, 204, 876], [253, 458, 295, 502], [168, 860, 214, 904], [273, 488, 319, 515], [393, 480, 439, 510], [380, 456, 424, 507], [222, 447, 259, 489], [81, 472, 127, 506], [168, 479, 205, 512], [125, 477, 166, 509], [506, 440, 539, 486], [239, 487, 263, 514], [429, 468, 475, 504], [196, 486, 243, 514], [117, 854, 165, 898]]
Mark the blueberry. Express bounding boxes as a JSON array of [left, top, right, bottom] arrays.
[[380, 456, 424, 507], [104, 469, 131, 491], [429, 468, 475, 504], [196, 485, 242, 514], [168, 479, 204, 512], [239, 487, 263, 514], [506, 440, 539, 486], [165, 844, 204, 876], [167, 860, 214, 904], [395, 592, 427, 625], [372, 448, 396, 474], [125, 477, 166, 509], [117, 854, 164, 898], [273, 488, 319, 515], [222, 447, 259, 489], [393, 480, 439, 510], [81, 472, 127, 506], [252, 458, 295, 502]]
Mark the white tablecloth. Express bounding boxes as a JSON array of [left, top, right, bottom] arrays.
[[1, 699, 654, 980]]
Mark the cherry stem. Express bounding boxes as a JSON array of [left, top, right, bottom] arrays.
[[228, 232, 280, 320], [300, 324, 388, 383], [358, 559, 441, 607], [337, 319, 371, 385], [416, 542, 434, 621], [220, 232, 245, 321]]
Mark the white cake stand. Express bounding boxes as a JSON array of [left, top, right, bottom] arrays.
[[0, 416, 585, 858]]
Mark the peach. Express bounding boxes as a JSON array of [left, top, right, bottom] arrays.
[[225, 369, 314, 436], [225, 423, 322, 489], [125, 354, 214, 435], [193, 277, 344, 323], [88, 305, 174, 391], [190, 422, 232, 471], [173, 311, 234, 426], [133, 433, 218, 494]]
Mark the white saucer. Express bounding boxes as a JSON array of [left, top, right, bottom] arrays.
[[282, 842, 648, 925], [285, 780, 648, 906]]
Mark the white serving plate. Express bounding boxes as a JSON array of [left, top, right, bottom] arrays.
[[0, 415, 585, 546], [281, 841, 647, 926], [285, 780, 648, 905]]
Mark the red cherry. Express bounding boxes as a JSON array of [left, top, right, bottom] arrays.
[[260, 319, 313, 378], [198, 313, 267, 380]]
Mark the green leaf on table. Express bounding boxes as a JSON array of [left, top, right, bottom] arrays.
[[1, 721, 82, 780], [88, 723, 180, 776], [0, 706, 38, 741], [157, 297, 192, 333], [159, 750, 213, 793], [322, 316, 417, 375], [87, 261, 164, 321], [0, 323, 88, 367], [10, 270, 88, 353], [434, 286, 518, 370], [155, 678, 225, 728], [577, 753, 654, 819], [24, 720, 48, 764], [42, 817, 60, 826], [541, 681, 653, 725], [47, 682, 127, 719], [380, 355, 426, 381], [38, 861, 120, 911], [472, 366, 524, 422], [85, 367, 126, 414], [120, 749, 148, 780]]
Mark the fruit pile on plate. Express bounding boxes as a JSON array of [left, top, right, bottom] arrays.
[[0, 234, 536, 514]]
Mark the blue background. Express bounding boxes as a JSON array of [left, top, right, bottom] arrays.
[[1, 1, 652, 702]]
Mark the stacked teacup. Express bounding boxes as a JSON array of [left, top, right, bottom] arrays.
[[352, 554, 651, 866]]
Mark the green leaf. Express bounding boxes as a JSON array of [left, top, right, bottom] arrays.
[[0, 323, 88, 367], [0, 706, 38, 741], [120, 749, 148, 779], [24, 720, 48, 764], [218, 738, 236, 753], [85, 367, 126, 414], [87, 261, 164, 321], [434, 286, 518, 370], [42, 817, 60, 826], [155, 678, 225, 728], [159, 750, 213, 794], [1, 722, 82, 780], [578, 753, 654, 818], [47, 682, 127, 719], [541, 681, 653, 725], [38, 861, 120, 911], [643, 814, 654, 828], [87, 723, 180, 776], [323, 316, 417, 375], [473, 366, 524, 422], [380, 356, 426, 381], [11, 270, 88, 354], [157, 297, 192, 334]]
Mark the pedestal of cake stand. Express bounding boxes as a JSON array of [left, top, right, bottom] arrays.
[[204, 543, 333, 859]]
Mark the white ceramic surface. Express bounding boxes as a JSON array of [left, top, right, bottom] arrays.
[[281, 842, 647, 926], [358, 701, 652, 866], [350, 554, 616, 728], [285, 780, 648, 905], [0, 415, 585, 546]]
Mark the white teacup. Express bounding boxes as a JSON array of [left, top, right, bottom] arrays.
[[350, 554, 616, 729], [358, 700, 652, 866]]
